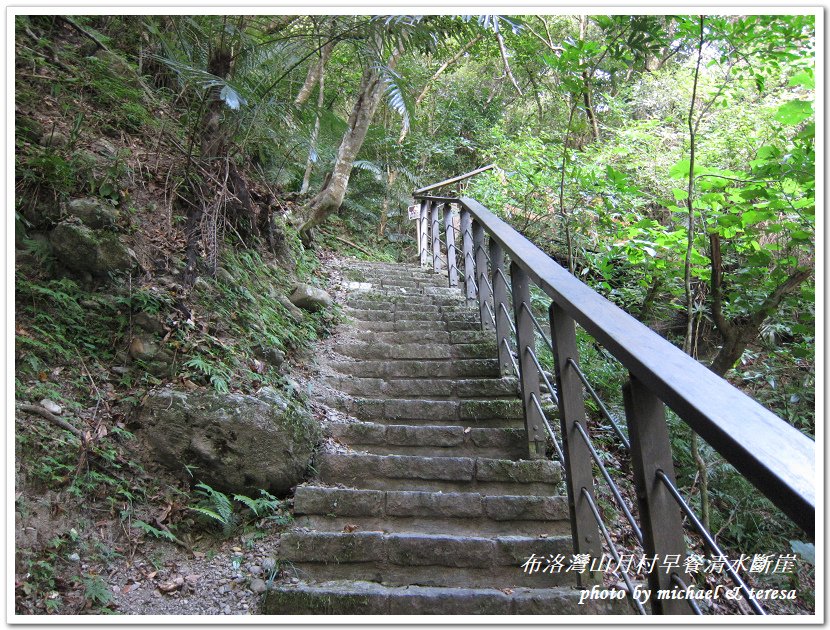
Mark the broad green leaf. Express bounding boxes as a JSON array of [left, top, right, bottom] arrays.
[[788, 71, 814, 89], [672, 188, 688, 201], [774, 100, 813, 126]]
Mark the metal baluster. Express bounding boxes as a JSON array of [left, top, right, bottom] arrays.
[[418, 199, 428, 268], [430, 200, 442, 273], [549, 301, 602, 586], [622, 374, 689, 615], [489, 240, 512, 374], [510, 262, 546, 460], [460, 208, 475, 300], [472, 220, 491, 330], [443, 203, 458, 287]]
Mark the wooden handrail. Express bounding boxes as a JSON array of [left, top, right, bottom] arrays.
[[457, 196, 814, 535], [413, 164, 496, 196]]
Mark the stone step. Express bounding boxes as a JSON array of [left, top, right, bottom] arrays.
[[321, 376, 519, 399], [342, 290, 467, 306], [331, 341, 496, 361], [276, 531, 573, 588], [357, 318, 480, 332], [316, 453, 562, 494], [326, 358, 501, 379], [319, 394, 527, 427], [328, 422, 526, 458], [341, 329, 493, 346], [263, 580, 626, 615], [293, 486, 569, 536], [343, 308, 478, 323]]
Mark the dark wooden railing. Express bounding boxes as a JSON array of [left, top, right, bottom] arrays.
[[412, 168, 815, 615]]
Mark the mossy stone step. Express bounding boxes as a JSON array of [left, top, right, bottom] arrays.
[[276, 531, 573, 588], [262, 580, 627, 615], [316, 452, 562, 494], [328, 422, 525, 458]]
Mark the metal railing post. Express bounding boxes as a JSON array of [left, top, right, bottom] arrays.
[[472, 220, 491, 330], [443, 203, 458, 287], [549, 302, 602, 586], [623, 375, 689, 615], [418, 199, 428, 268], [460, 208, 475, 300], [430, 200, 442, 273], [490, 241, 512, 374], [510, 261, 546, 459]]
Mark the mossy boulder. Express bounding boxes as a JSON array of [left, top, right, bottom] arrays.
[[134, 387, 321, 495], [290, 283, 333, 312], [65, 198, 120, 229], [49, 221, 135, 277]]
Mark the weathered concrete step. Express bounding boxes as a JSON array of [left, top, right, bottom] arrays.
[[328, 422, 525, 458], [262, 580, 626, 615], [326, 358, 501, 379], [344, 301, 476, 316], [342, 329, 493, 346], [316, 453, 561, 494], [358, 318, 480, 332], [344, 308, 478, 323], [343, 290, 466, 306], [276, 531, 573, 588], [332, 340, 496, 361], [324, 396, 524, 422], [294, 486, 569, 536], [322, 376, 519, 399]]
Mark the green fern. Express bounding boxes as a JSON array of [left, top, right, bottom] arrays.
[[131, 519, 177, 542], [233, 489, 279, 517], [190, 482, 237, 536]]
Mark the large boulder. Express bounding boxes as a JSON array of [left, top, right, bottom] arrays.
[[49, 221, 134, 277], [134, 387, 320, 495], [65, 198, 120, 229], [289, 284, 332, 312]]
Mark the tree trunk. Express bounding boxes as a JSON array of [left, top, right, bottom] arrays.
[[378, 168, 397, 236], [294, 40, 333, 107], [300, 48, 401, 240], [709, 233, 812, 376], [299, 54, 326, 195]]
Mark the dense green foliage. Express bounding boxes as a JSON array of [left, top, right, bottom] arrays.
[[13, 13, 815, 614]]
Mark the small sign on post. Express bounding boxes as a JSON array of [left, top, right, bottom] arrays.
[[407, 204, 419, 220]]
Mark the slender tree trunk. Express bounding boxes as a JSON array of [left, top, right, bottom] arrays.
[[378, 167, 397, 236], [299, 56, 326, 195], [709, 232, 812, 376], [683, 16, 709, 532], [294, 40, 333, 107], [578, 17, 599, 141], [300, 47, 402, 239]]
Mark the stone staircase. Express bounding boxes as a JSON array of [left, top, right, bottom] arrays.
[[263, 260, 622, 615]]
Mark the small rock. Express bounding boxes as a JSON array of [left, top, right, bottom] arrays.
[[91, 137, 118, 159], [128, 335, 159, 361], [249, 579, 267, 594], [112, 585, 121, 594], [249, 565, 262, 576], [222, 605, 231, 615], [215, 267, 235, 284], [40, 130, 69, 148], [133, 311, 166, 335], [276, 295, 305, 324], [39, 399, 62, 415], [289, 284, 332, 313], [67, 553, 80, 562], [290, 577, 299, 584], [111, 366, 130, 375], [262, 558, 276, 573], [253, 346, 285, 368]]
